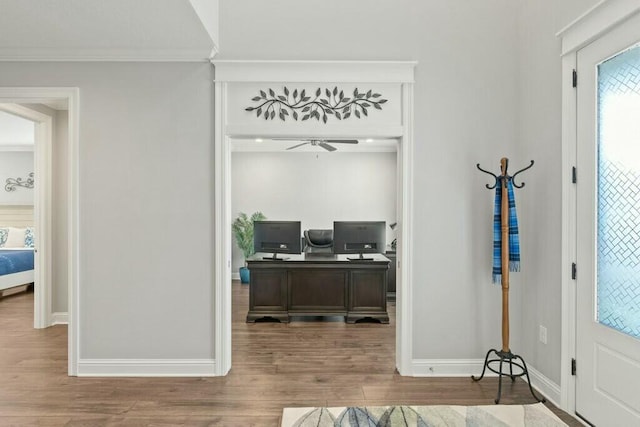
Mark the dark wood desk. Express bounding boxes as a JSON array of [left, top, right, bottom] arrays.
[[247, 253, 390, 323], [385, 249, 396, 301]]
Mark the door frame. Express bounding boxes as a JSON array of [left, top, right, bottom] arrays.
[[559, 0, 640, 414], [212, 60, 417, 376], [0, 87, 80, 376]]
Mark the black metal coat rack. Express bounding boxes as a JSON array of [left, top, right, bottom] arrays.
[[472, 157, 545, 404]]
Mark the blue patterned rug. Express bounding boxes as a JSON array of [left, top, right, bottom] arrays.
[[281, 403, 568, 426]]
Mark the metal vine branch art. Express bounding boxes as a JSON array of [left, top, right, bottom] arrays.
[[5, 172, 34, 192], [245, 87, 387, 123]]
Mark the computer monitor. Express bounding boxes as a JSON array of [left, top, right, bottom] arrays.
[[333, 221, 386, 261], [253, 221, 302, 260]]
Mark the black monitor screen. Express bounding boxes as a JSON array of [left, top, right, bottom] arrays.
[[253, 221, 302, 258], [333, 221, 386, 257]]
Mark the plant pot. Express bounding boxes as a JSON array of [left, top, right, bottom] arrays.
[[239, 266, 250, 284]]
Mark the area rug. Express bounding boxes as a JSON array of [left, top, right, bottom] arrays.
[[281, 402, 568, 426]]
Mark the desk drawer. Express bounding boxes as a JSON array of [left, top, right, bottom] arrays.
[[249, 270, 287, 311], [288, 270, 348, 311], [349, 270, 387, 312]]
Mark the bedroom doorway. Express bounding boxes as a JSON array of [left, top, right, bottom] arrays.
[[0, 103, 52, 330], [0, 110, 37, 304], [0, 88, 79, 376]]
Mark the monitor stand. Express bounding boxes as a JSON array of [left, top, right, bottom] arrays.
[[263, 252, 289, 261], [347, 253, 374, 261]]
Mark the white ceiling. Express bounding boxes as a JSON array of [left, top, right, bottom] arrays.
[[0, 110, 34, 147], [231, 138, 398, 153], [0, 0, 214, 61]]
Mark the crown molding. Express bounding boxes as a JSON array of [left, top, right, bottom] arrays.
[[0, 47, 213, 62]]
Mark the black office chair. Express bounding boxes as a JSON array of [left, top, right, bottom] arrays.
[[304, 229, 334, 254]]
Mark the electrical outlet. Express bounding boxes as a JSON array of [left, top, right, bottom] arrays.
[[539, 325, 547, 344]]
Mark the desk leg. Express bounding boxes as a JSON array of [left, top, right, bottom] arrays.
[[246, 313, 290, 323], [346, 313, 390, 324]]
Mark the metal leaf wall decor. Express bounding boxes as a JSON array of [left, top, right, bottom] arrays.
[[5, 172, 34, 192], [245, 87, 387, 123]]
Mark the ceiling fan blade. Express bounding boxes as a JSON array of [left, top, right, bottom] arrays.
[[286, 142, 310, 150], [318, 142, 337, 152], [324, 139, 359, 144]]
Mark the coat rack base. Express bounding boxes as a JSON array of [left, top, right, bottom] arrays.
[[471, 348, 546, 404]]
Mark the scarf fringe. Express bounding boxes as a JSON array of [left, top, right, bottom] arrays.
[[492, 262, 520, 285]]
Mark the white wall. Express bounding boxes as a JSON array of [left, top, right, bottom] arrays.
[[0, 151, 34, 205], [0, 62, 215, 360], [0, 110, 34, 145], [189, 0, 219, 49], [516, 0, 600, 384], [53, 110, 69, 314], [231, 151, 397, 272], [220, 0, 521, 360]]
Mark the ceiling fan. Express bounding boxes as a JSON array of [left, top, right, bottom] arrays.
[[273, 138, 359, 152]]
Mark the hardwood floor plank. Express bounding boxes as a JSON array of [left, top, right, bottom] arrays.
[[0, 284, 581, 426]]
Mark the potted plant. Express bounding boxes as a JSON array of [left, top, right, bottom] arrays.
[[232, 211, 266, 284]]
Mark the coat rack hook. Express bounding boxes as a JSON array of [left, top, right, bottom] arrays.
[[511, 160, 534, 188], [476, 163, 499, 189]]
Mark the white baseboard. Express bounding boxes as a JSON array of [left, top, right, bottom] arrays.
[[51, 312, 68, 325], [232, 272, 240, 281], [526, 365, 561, 407], [412, 359, 493, 377], [412, 359, 561, 406], [77, 359, 217, 377]]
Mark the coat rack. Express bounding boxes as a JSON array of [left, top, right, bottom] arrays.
[[472, 157, 545, 404]]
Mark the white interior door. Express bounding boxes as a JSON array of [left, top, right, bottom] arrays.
[[576, 12, 640, 426]]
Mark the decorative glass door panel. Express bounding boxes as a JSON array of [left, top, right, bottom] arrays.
[[576, 13, 640, 426], [597, 44, 640, 340]]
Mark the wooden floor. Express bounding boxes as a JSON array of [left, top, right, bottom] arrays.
[[0, 283, 581, 426]]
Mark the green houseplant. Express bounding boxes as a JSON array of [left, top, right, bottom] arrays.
[[232, 211, 266, 283]]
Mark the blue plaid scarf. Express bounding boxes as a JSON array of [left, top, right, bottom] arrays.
[[492, 178, 520, 284]]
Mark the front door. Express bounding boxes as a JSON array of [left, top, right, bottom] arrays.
[[575, 12, 640, 426]]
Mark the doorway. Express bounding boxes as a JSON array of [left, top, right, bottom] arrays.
[[212, 60, 416, 376], [0, 103, 52, 329], [229, 137, 399, 374], [0, 88, 79, 375]]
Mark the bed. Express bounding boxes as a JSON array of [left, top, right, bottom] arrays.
[[0, 248, 34, 292], [0, 207, 36, 294]]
